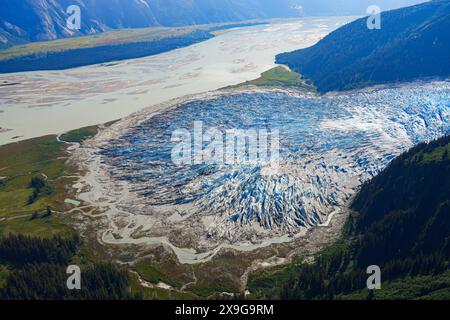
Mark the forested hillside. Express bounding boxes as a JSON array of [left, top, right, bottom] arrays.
[[280, 135, 450, 299], [277, 0, 450, 92], [0, 0, 300, 46]]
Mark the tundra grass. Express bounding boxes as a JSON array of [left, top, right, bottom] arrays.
[[0, 265, 9, 288], [228, 66, 316, 91]]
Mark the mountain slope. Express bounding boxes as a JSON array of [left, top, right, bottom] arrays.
[[278, 135, 450, 300], [276, 0, 450, 93], [0, 0, 302, 46], [0, 0, 426, 47]]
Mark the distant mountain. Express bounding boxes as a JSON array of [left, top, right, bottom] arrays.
[[0, 0, 426, 47], [276, 0, 450, 93], [281, 135, 450, 300]]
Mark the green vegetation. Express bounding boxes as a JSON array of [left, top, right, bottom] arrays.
[[0, 265, 9, 288], [0, 214, 72, 238], [0, 27, 188, 61], [229, 66, 316, 91], [27, 176, 53, 205], [130, 274, 198, 300], [0, 30, 213, 73], [2, 118, 448, 300], [132, 248, 262, 299], [0, 139, 137, 300], [59, 120, 118, 144], [190, 251, 253, 297], [406, 143, 450, 165], [0, 233, 136, 299], [59, 126, 100, 144], [190, 283, 236, 298], [0, 22, 264, 62], [338, 271, 450, 300], [0, 129, 134, 300]]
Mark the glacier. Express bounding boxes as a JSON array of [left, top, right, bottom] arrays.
[[91, 83, 450, 247]]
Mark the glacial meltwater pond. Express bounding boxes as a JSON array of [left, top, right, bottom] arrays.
[[76, 83, 449, 264]]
